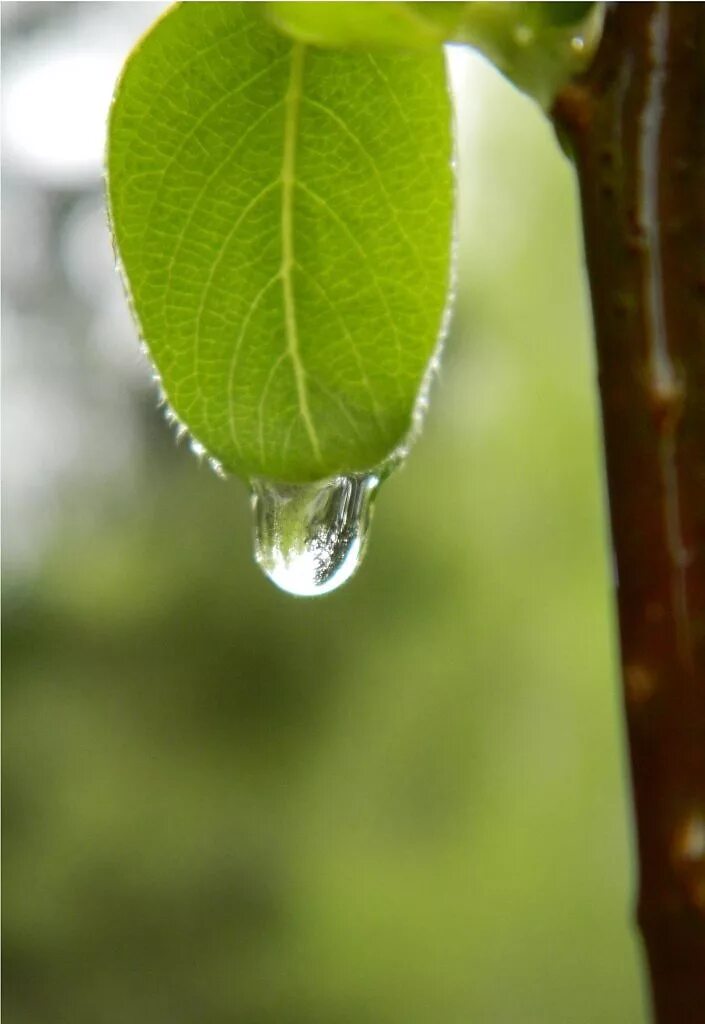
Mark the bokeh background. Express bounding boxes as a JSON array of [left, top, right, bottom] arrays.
[[3, 3, 648, 1022]]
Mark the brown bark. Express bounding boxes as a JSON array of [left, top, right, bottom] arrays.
[[553, 3, 705, 1021]]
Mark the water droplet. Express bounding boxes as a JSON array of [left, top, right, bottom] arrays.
[[208, 456, 226, 479], [250, 472, 379, 597], [513, 24, 534, 46]]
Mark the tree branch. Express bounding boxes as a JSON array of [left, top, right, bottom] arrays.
[[553, 4, 705, 1021]]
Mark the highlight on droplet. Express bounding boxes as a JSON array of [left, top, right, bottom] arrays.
[[250, 472, 379, 597]]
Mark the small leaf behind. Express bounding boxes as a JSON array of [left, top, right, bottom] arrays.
[[265, 2, 455, 50], [107, 2, 453, 482], [267, 2, 602, 110]]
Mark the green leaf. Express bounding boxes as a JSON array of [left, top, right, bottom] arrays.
[[107, 2, 453, 483]]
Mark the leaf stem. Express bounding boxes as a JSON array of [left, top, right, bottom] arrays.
[[553, 4, 705, 1020]]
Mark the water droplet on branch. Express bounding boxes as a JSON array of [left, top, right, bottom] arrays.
[[250, 472, 379, 597]]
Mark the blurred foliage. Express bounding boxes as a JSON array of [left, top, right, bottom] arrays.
[[3, 10, 646, 1024]]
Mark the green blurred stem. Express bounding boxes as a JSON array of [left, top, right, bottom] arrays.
[[264, 3, 604, 109], [553, 4, 705, 1021], [449, 2, 604, 109]]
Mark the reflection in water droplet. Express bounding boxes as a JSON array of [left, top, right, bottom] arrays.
[[250, 473, 379, 597]]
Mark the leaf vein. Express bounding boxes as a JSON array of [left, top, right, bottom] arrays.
[[194, 178, 280, 378], [302, 94, 426, 273], [293, 260, 386, 437], [226, 272, 281, 454], [296, 180, 406, 396], [164, 100, 284, 311], [138, 57, 288, 273]]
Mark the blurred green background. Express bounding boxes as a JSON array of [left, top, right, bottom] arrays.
[[3, 4, 647, 1022]]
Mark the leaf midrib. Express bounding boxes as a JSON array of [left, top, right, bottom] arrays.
[[280, 42, 322, 466]]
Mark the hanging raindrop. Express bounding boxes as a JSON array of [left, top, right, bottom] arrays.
[[250, 472, 379, 596]]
